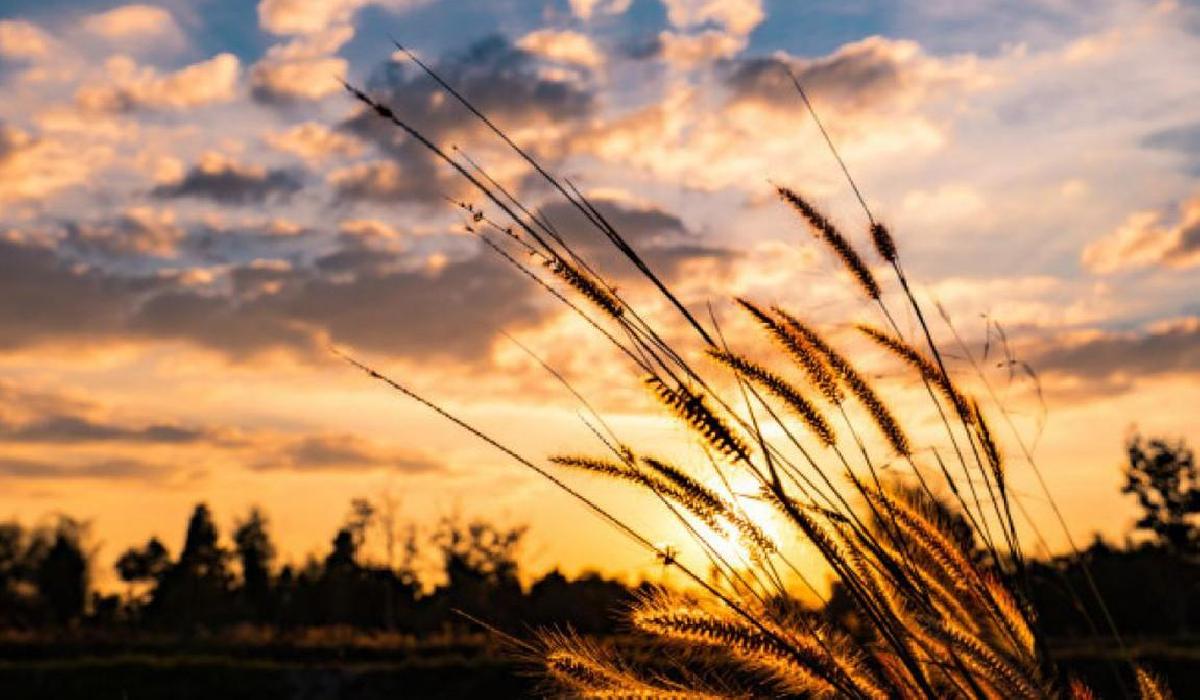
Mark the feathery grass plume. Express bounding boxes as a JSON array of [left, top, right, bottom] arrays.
[[1069, 678, 1099, 700], [864, 484, 1041, 670], [540, 630, 723, 699], [928, 617, 1044, 700], [775, 309, 912, 457], [339, 63, 1177, 700], [640, 456, 774, 554], [869, 221, 898, 264], [1135, 666, 1176, 700], [631, 594, 839, 698], [736, 298, 843, 404], [707, 348, 836, 446], [972, 399, 1004, 488], [551, 454, 662, 492], [776, 185, 881, 299], [645, 376, 752, 464], [857, 324, 975, 426], [983, 572, 1036, 658], [543, 254, 625, 321]]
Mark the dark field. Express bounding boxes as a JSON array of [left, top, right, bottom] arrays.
[[1, 636, 1197, 699]]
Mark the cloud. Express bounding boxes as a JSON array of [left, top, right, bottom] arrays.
[[259, 432, 443, 472], [75, 53, 240, 112], [1032, 317, 1200, 381], [0, 235, 167, 350], [0, 19, 52, 59], [517, 29, 605, 69], [725, 36, 979, 113], [661, 0, 764, 38], [264, 122, 364, 161], [250, 25, 352, 103], [657, 30, 744, 68], [0, 457, 169, 480], [536, 195, 734, 282], [0, 415, 216, 445], [62, 207, 186, 260], [1082, 193, 1200, 273], [0, 123, 102, 203], [83, 4, 183, 44], [568, 0, 632, 20], [151, 153, 304, 204], [340, 35, 596, 205]]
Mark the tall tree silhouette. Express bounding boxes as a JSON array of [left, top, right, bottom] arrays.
[[1123, 434, 1200, 556], [233, 508, 275, 622], [149, 503, 231, 629]]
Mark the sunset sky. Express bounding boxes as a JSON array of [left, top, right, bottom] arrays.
[[1, 0, 1198, 589]]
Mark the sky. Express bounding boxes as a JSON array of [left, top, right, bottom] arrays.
[[1, 0, 1198, 589]]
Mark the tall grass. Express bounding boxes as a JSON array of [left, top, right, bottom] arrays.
[[334, 44, 1175, 699]]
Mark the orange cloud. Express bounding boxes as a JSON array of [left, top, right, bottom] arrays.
[[1082, 193, 1200, 273], [662, 0, 764, 37], [250, 25, 352, 102], [264, 122, 364, 161], [568, 0, 632, 20], [83, 4, 182, 43], [76, 53, 240, 111], [517, 29, 605, 69], [0, 19, 52, 59], [0, 124, 106, 203], [658, 30, 744, 68]]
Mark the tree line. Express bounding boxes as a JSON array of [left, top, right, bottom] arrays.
[[0, 433, 1196, 639]]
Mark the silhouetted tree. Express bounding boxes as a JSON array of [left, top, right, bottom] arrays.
[[115, 537, 170, 600], [148, 503, 231, 630], [233, 508, 275, 622], [429, 516, 526, 629], [1123, 434, 1199, 556], [34, 518, 89, 625]]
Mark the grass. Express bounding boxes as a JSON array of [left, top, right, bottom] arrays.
[[332, 44, 1177, 699]]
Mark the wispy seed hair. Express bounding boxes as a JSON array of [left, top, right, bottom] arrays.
[[776, 185, 880, 300]]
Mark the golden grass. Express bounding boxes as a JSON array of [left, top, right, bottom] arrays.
[[336, 51, 1174, 700]]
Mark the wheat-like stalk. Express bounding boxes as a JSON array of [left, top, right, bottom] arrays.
[[337, 51, 1174, 700]]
